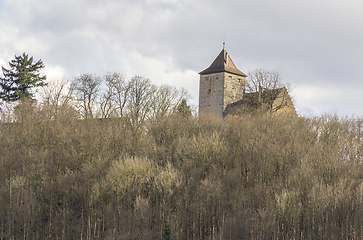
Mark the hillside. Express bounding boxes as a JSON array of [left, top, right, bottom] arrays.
[[1, 111, 363, 239]]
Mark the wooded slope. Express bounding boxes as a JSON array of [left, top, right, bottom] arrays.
[[1, 112, 363, 239]]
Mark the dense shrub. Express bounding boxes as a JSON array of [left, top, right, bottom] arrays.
[[1, 109, 363, 239]]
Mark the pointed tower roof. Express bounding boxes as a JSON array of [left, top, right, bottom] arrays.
[[199, 49, 247, 77]]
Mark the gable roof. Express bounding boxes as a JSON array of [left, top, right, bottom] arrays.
[[199, 49, 247, 77]]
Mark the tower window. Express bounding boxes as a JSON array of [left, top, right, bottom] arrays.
[[216, 74, 219, 79], [206, 77, 209, 81]]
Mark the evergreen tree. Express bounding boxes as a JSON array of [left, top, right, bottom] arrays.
[[176, 98, 192, 117], [0, 53, 46, 102]]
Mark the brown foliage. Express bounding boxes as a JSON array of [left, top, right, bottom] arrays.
[[1, 90, 363, 239]]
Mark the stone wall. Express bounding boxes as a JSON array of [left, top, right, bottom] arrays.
[[223, 72, 245, 111], [199, 73, 224, 118], [271, 88, 296, 115], [199, 72, 245, 118]]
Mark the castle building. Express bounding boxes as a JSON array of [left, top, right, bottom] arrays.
[[199, 48, 247, 118], [199, 47, 295, 117]]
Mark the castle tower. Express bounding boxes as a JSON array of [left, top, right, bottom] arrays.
[[199, 48, 247, 118]]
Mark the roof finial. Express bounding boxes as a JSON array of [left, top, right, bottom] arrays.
[[223, 38, 225, 50]]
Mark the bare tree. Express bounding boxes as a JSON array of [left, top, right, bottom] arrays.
[[246, 69, 283, 93], [98, 74, 115, 119], [127, 75, 156, 127], [0, 100, 17, 123], [245, 69, 294, 113], [71, 74, 101, 119], [40, 78, 77, 120], [150, 85, 189, 121], [99, 91, 114, 119], [103, 72, 130, 118]]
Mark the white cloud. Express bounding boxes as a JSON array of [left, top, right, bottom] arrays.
[[126, 50, 199, 103], [42, 65, 66, 80], [293, 83, 363, 117], [1, 0, 363, 116]]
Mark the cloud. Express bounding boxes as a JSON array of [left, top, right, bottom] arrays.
[[1, 0, 363, 116]]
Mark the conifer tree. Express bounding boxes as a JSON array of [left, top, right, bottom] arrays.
[[176, 98, 192, 117], [0, 53, 46, 102]]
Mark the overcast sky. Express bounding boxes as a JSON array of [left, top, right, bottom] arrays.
[[1, 0, 363, 117]]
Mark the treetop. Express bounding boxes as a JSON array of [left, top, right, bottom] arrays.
[[0, 52, 46, 102]]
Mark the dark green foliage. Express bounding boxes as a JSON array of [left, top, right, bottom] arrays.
[[164, 216, 172, 240], [0, 53, 46, 102], [176, 98, 192, 117]]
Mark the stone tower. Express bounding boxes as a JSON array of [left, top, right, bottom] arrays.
[[199, 48, 247, 118]]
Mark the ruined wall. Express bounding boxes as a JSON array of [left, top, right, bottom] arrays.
[[271, 88, 296, 116]]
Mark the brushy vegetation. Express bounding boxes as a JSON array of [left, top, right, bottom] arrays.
[[1, 80, 363, 239]]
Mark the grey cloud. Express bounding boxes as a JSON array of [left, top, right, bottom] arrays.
[[1, 0, 363, 116]]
